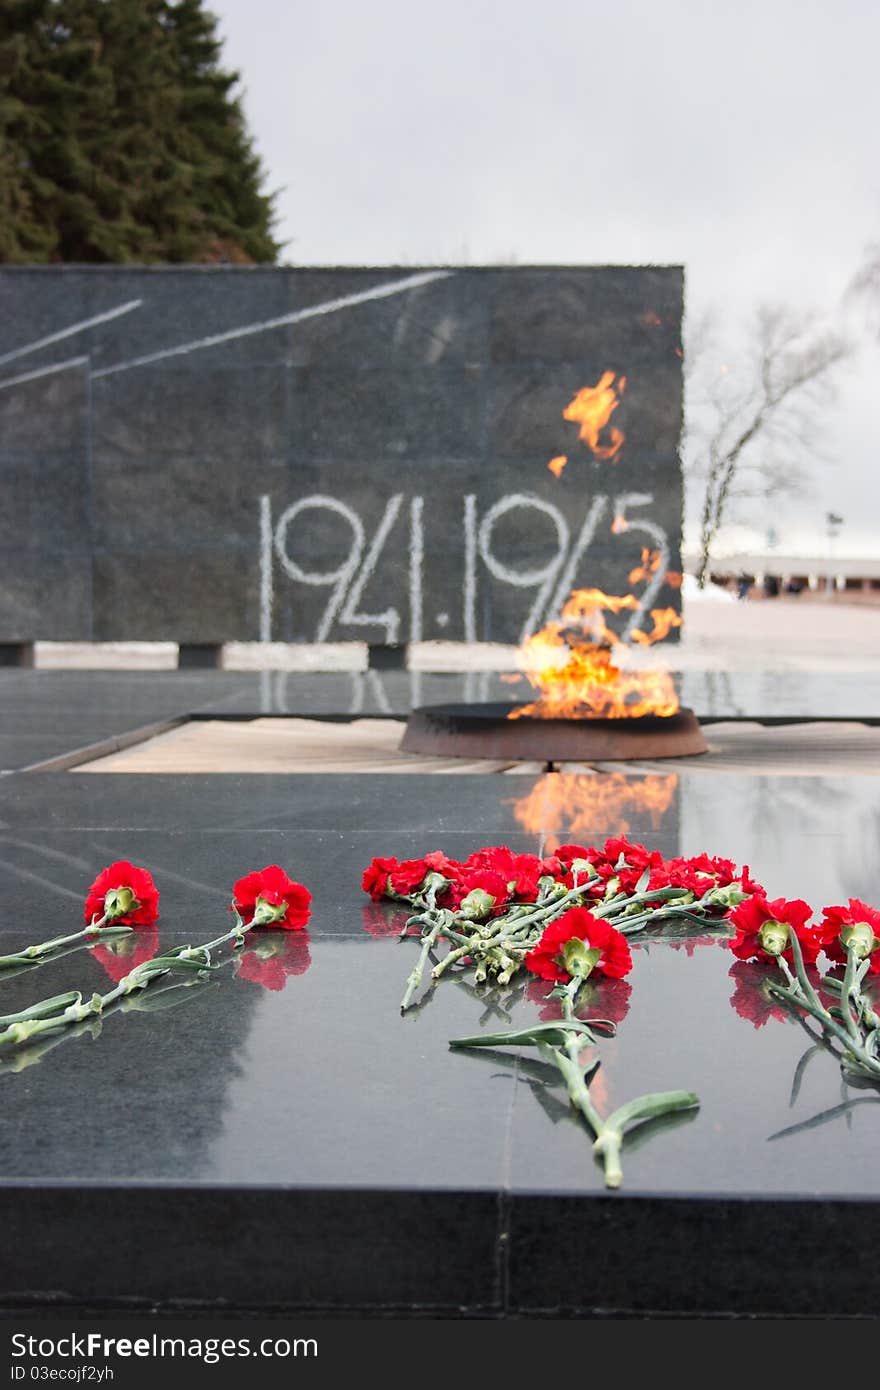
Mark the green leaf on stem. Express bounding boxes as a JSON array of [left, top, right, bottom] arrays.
[[604, 1089, 700, 1136], [450, 1019, 601, 1049]]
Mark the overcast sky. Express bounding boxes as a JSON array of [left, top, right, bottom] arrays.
[[210, 0, 880, 557]]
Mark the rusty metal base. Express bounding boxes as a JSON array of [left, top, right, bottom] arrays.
[[400, 703, 708, 762]]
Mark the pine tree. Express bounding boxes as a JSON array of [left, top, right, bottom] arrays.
[[0, 0, 280, 263]]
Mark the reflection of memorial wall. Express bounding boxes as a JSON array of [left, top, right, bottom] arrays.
[[0, 963, 262, 1181], [0, 267, 684, 645], [678, 774, 880, 907]]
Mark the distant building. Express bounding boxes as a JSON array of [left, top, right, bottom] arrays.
[[681, 549, 880, 596]]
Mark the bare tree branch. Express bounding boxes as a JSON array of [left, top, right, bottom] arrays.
[[683, 303, 850, 586]]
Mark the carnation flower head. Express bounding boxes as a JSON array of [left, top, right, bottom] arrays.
[[524, 907, 633, 983], [820, 899, 880, 974], [361, 857, 399, 901], [84, 861, 159, 927], [464, 845, 543, 901], [231, 865, 311, 930], [727, 895, 820, 965]]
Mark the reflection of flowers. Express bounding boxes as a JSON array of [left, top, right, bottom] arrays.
[[91, 925, 160, 985], [525, 974, 632, 1027], [730, 958, 836, 1029], [666, 934, 723, 957], [361, 903, 415, 938], [84, 861, 160, 926], [728, 960, 793, 1029], [236, 932, 312, 992]]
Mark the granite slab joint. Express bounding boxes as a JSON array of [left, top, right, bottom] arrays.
[[21, 717, 188, 773]]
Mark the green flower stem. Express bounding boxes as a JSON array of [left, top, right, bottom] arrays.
[[0, 914, 134, 971], [0, 990, 83, 1027], [536, 1038, 604, 1130], [401, 917, 447, 1012], [778, 933, 826, 1018], [769, 933, 880, 1081], [450, 1019, 598, 1050], [592, 1090, 701, 1190], [0, 922, 247, 1052], [595, 885, 693, 919], [768, 978, 880, 1078], [840, 945, 865, 1047], [430, 884, 694, 977]]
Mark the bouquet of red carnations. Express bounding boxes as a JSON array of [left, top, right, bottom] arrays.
[[363, 837, 880, 1186]]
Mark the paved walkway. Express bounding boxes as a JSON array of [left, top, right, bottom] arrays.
[[76, 715, 880, 776]]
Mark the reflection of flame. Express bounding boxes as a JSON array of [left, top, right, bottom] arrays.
[[610, 514, 628, 534], [509, 771, 677, 844], [562, 372, 626, 461], [509, 586, 680, 720], [547, 455, 568, 478]]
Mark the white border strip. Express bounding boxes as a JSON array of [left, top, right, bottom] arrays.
[[0, 299, 141, 368], [0, 355, 89, 391], [93, 270, 454, 377]]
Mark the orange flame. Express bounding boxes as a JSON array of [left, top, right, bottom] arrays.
[[508, 770, 678, 844], [562, 372, 626, 461], [509, 586, 680, 720], [628, 548, 662, 585], [665, 570, 683, 589], [547, 454, 568, 478], [630, 608, 683, 646]]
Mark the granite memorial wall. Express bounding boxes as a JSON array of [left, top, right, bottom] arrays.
[[0, 266, 684, 647]]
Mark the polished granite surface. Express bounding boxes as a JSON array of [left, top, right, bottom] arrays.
[[2, 667, 880, 772], [0, 768, 877, 1313], [1, 665, 879, 1314]]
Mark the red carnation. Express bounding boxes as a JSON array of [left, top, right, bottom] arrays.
[[593, 837, 664, 894], [453, 868, 510, 915], [361, 857, 399, 901], [727, 895, 820, 965], [389, 858, 432, 895], [231, 865, 311, 930], [820, 899, 880, 975], [83, 861, 159, 927], [464, 846, 544, 901], [423, 850, 464, 878], [524, 907, 633, 983], [554, 844, 590, 866], [91, 925, 160, 985], [651, 853, 736, 893], [236, 931, 311, 991]]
